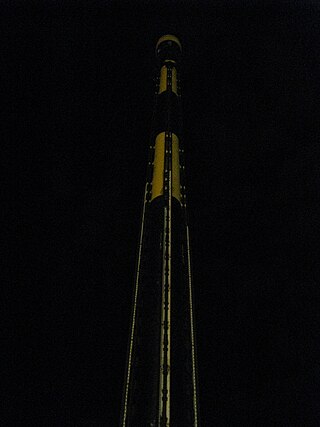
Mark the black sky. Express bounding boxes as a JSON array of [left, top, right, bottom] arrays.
[[6, 0, 320, 425]]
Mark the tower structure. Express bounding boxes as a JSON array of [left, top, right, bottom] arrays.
[[120, 35, 199, 427]]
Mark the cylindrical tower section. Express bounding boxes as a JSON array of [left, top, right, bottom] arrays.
[[152, 35, 182, 205]]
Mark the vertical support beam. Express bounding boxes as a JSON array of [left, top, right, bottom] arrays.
[[120, 184, 149, 427], [158, 132, 172, 426], [186, 224, 199, 426]]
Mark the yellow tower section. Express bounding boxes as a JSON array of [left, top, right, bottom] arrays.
[[151, 133, 181, 202], [151, 57, 181, 203]]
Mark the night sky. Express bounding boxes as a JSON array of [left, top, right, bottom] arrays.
[[7, 0, 320, 425]]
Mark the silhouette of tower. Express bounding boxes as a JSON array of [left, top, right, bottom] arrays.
[[120, 35, 199, 427]]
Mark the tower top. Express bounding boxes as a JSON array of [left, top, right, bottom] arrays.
[[155, 34, 182, 64]]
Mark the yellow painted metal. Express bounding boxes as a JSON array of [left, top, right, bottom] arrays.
[[151, 132, 181, 203], [172, 67, 178, 96], [172, 134, 181, 202], [159, 65, 178, 95], [159, 65, 167, 94], [156, 34, 182, 52], [151, 132, 165, 201]]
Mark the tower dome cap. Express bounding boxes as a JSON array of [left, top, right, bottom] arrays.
[[155, 34, 182, 52]]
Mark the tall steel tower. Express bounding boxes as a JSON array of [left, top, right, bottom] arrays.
[[120, 35, 199, 427]]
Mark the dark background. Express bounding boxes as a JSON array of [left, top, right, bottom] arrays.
[[6, 0, 320, 425]]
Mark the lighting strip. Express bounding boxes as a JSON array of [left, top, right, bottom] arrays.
[[121, 184, 148, 426], [186, 224, 199, 426]]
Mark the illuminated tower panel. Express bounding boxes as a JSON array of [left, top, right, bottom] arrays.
[[120, 35, 199, 427]]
